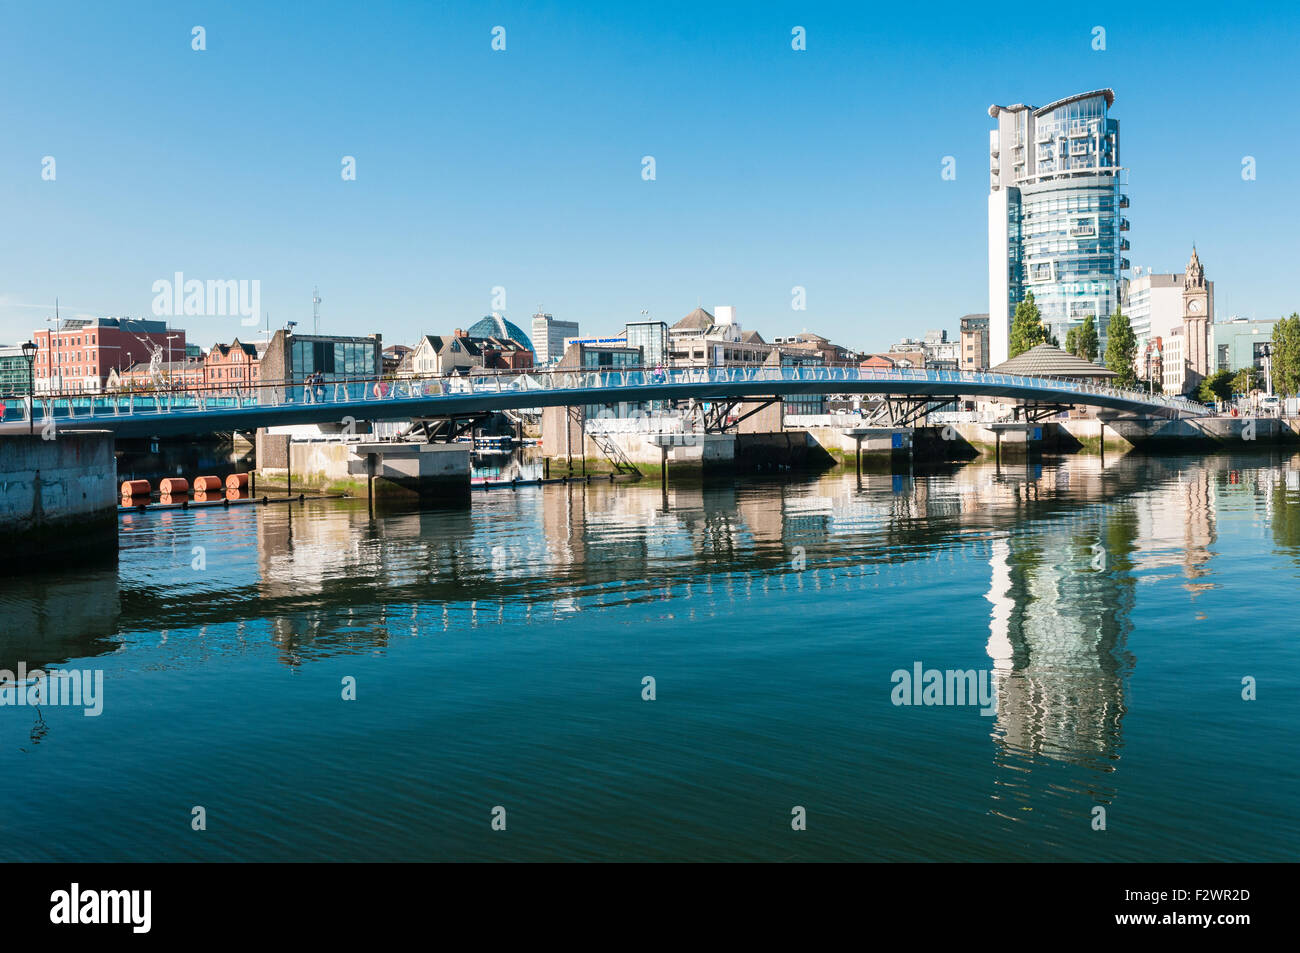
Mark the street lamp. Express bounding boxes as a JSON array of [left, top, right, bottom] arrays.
[[20, 340, 36, 435]]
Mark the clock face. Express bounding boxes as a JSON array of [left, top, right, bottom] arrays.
[[1188, 300, 1202, 313]]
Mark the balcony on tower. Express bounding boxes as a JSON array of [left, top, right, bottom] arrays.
[[1120, 218, 1131, 231], [1119, 194, 1130, 208]]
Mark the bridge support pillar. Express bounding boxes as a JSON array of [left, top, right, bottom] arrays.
[[0, 431, 118, 573], [347, 442, 470, 503]]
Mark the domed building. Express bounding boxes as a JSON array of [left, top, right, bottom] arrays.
[[465, 314, 535, 356]]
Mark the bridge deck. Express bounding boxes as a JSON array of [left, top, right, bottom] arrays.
[[0, 366, 1206, 438]]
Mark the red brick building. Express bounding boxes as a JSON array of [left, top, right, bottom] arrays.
[[204, 339, 262, 395], [33, 317, 185, 394]]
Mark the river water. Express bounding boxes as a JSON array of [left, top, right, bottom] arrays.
[[1, 451, 1296, 861]]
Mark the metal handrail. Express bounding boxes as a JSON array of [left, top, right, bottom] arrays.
[[2, 361, 1210, 423]]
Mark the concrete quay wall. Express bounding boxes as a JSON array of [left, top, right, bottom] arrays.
[[0, 432, 118, 571]]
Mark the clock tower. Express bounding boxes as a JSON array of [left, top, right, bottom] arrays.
[[1182, 246, 1212, 385]]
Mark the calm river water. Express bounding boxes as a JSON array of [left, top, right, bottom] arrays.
[[1, 452, 1296, 861]]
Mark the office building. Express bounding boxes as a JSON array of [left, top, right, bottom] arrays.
[[988, 89, 1128, 366], [532, 313, 579, 365], [1213, 317, 1277, 376]]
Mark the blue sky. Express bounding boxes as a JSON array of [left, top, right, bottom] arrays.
[[1, 0, 1297, 351]]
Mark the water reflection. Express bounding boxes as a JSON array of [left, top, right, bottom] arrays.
[[6, 449, 1299, 860]]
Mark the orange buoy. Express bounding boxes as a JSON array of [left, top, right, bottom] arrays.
[[225, 473, 249, 489], [121, 479, 151, 496], [193, 475, 223, 491], [159, 477, 189, 494]]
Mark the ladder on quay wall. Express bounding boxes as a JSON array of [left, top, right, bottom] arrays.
[[568, 406, 641, 476]]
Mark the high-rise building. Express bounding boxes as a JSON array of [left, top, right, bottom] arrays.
[[988, 89, 1129, 366], [531, 312, 579, 365]]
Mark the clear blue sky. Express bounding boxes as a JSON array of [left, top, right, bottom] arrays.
[[2, 0, 1296, 351]]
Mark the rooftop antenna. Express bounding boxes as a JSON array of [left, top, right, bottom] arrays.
[[312, 287, 322, 335]]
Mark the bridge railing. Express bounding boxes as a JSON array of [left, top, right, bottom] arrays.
[[0, 361, 1209, 423]]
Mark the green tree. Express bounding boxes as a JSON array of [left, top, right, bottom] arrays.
[[1103, 309, 1137, 387], [1232, 366, 1261, 395], [1270, 312, 1300, 396], [1009, 292, 1050, 358], [1065, 327, 1079, 358], [1197, 369, 1233, 403], [1077, 315, 1100, 362]]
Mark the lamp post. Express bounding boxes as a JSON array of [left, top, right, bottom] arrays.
[[21, 340, 37, 434]]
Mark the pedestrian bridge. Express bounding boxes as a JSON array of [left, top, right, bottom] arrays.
[[0, 364, 1207, 439]]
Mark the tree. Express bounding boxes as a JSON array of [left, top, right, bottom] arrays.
[[1104, 309, 1138, 387], [1270, 312, 1300, 396], [1009, 292, 1050, 358], [1065, 327, 1079, 357], [1197, 369, 1233, 403], [1077, 315, 1100, 362], [1232, 366, 1261, 395]]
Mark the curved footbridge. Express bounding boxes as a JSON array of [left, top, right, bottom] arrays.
[[0, 365, 1208, 568], [0, 365, 1206, 439]]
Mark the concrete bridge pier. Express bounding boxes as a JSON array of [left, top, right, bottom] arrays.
[[983, 422, 1043, 462], [0, 431, 119, 572], [255, 434, 472, 503]]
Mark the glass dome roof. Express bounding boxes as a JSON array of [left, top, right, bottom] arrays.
[[466, 314, 535, 355]]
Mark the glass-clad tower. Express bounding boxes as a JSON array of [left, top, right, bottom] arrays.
[[987, 89, 1129, 366]]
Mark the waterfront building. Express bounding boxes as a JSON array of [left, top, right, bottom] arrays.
[[1123, 250, 1213, 379], [1162, 328, 1186, 394], [668, 307, 837, 369], [923, 330, 959, 370], [960, 314, 990, 371], [624, 320, 668, 367], [0, 344, 31, 396], [405, 335, 444, 376], [770, 331, 857, 365], [988, 89, 1128, 366], [879, 350, 926, 370], [32, 316, 186, 395], [1123, 271, 1182, 351], [383, 344, 412, 376], [1140, 336, 1165, 392], [258, 329, 383, 402], [204, 339, 261, 395], [1212, 317, 1278, 376], [532, 313, 579, 365], [860, 354, 897, 371], [466, 313, 536, 357], [415, 329, 534, 375]]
